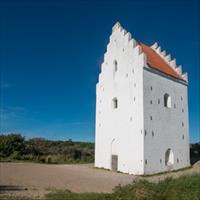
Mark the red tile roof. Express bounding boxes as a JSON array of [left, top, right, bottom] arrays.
[[138, 42, 183, 80]]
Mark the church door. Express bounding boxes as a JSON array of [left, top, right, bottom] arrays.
[[111, 154, 118, 171]]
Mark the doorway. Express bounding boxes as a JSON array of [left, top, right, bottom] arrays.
[[111, 154, 118, 171], [165, 149, 174, 167]]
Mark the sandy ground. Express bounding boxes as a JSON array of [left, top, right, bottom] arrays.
[[0, 162, 136, 198], [0, 161, 199, 198]]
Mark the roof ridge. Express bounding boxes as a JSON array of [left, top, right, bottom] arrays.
[[150, 43, 187, 82], [139, 42, 184, 81], [111, 22, 187, 82]]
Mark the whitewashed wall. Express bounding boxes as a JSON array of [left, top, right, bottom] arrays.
[[95, 24, 146, 175], [143, 68, 190, 174], [95, 22, 190, 175]]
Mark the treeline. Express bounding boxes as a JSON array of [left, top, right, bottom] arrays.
[[0, 134, 94, 164], [0, 133, 200, 164]]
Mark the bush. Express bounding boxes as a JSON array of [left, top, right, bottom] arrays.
[[9, 151, 21, 160], [0, 133, 94, 164], [0, 134, 25, 157]]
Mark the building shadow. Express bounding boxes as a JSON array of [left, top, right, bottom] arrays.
[[0, 185, 28, 194], [190, 156, 200, 165]]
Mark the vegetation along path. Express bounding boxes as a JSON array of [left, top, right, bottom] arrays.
[[1, 161, 200, 198]]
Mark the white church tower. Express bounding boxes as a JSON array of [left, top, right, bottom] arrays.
[[95, 22, 190, 175]]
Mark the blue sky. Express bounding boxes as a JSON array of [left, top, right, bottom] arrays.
[[0, 0, 199, 143]]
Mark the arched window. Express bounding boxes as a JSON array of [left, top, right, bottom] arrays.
[[165, 149, 174, 166], [164, 93, 171, 108], [112, 97, 118, 109]]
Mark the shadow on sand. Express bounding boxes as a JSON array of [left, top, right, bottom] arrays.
[[0, 185, 28, 194]]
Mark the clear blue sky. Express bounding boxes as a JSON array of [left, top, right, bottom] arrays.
[[0, 0, 199, 143]]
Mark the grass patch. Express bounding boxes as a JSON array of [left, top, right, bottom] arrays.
[[141, 166, 192, 177], [45, 190, 112, 200], [1, 174, 200, 200]]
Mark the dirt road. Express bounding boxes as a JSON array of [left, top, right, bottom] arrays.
[[0, 162, 136, 198], [0, 162, 199, 198]]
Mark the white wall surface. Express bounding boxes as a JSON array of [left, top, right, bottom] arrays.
[[143, 68, 190, 174], [95, 23, 190, 175], [95, 24, 146, 174]]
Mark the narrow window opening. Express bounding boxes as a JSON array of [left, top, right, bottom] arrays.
[[150, 86, 153, 91], [145, 160, 147, 165], [152, 131, 154, 137], [174, 104, 176, 108], [160, 159, 162, 163], [112, 98, 118, 109], [150, 116, 153, 120], [158, 99, 160, 104], [150, 100, 153, 104], [113, 60, 118, 78], [145, 130, 147, 136], [164, 93, 171, 108], [182, 135, 184, 140]]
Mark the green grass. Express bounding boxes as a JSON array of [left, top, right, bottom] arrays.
[[1, 174, 200, 200], [141, 166, 192, 177]]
